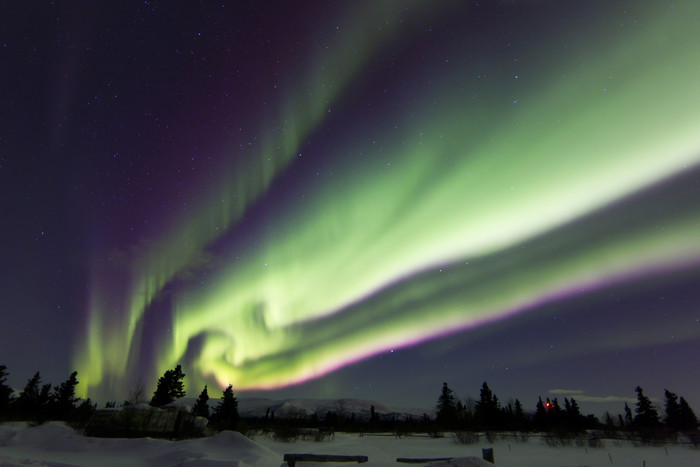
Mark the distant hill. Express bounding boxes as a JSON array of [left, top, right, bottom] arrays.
[[240, 397, 431, 421], [179, 396, 431, 421]]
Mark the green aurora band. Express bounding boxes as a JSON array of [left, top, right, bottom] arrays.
[[75, 1, 700, 398]]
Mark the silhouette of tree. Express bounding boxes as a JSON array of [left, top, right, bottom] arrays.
[[74, 398, 96, 426], [38, 384, 51, 405], [534, 397, 547, 431], [193, 385, 210, 418], [678, 397, 698, 432], [474, 381, 500, 430], [370, 404, 380, 426], [37, 383, 52, 421], [563, 397, 586, 431], [550, 398, 562, 418], [54, 371, 79, 419], [436, 382, 458, 428], [0, 365, 13, 418], [150, 365, 186, 407], [212, 384, 239, 430], [512, 398, 528, 431], [633, 385, 660, 429], [664, 389, 681, 431], [623, 402, 634, 429], [16, 372, 42, 418], [603, 412, 616, 431]]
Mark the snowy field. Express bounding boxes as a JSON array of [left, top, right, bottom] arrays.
[[1, 422, 699, 466]]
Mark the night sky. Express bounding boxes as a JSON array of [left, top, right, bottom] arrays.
[[1, 1, 699, 415]]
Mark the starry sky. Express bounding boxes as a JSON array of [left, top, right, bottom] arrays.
[[1, 1, 699, 415]]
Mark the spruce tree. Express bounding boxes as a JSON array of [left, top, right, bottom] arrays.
[[475, 381, 500, 429], [74, 398, 96, 425], [633, 385, 660, 429], [513, 398, 528, 431], [370, 405, 380, 425], [193, 385, 210, 418], [54, 371, 79, 419], [514, 399, 524, 417], [603, 412, 615, 430], [548, 398, 564, 432], [212, 384, 239, 430], [678, 397, 698, 432], [38, 383, 52, 419], [564, 397, 584, 431], [150, 365, 186, 407], [664, 389, 681, 431], [624, 402, 634, 428], [0, 365, 13, 418], [568, 398, 582, 418], [550, 398, 562, 415], [16, 372, 42, 418], [436, 382, 458, 428], [534, 397, 547, 431]]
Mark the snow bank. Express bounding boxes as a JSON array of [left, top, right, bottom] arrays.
[[0, 422, 279, 466]]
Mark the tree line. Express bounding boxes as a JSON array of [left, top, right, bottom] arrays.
[[0, 364, 239, 432], [0, 365, 94, 425], [145, 364, 240, 431], [435, 381, 698, 441], [2, 363, 698, 444]]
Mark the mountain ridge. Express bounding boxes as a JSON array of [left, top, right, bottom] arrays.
[[179, 396, 431, 420]]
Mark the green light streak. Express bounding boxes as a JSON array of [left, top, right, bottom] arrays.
[[76, 1, 700, 399], [175, 161, 700, 392], [74, 0, 448, 398]]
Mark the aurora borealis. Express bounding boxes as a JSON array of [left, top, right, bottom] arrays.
[[2, 1, 700, 410]]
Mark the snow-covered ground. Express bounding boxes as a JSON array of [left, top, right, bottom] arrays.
[[255, 432, 700, 467], [0, 422, 280, 466], [1, 422, 699, 466]]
